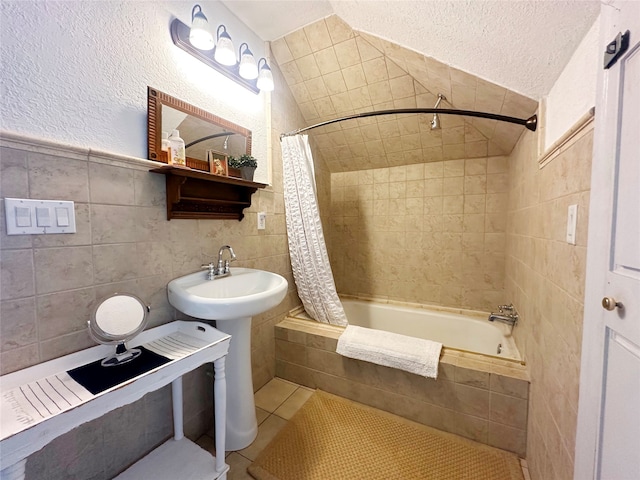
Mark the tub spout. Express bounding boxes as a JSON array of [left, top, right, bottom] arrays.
[[489, 303, 518, 326]]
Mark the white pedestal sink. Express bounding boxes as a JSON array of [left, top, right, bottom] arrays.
[[167, 267, 288, 451]]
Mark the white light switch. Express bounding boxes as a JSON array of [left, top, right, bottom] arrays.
[[36, 207, 52, 227], [15, 207, 31, 227], [56, 207, 70, 227], [566, 204, 578, 245], [5, 198, 76, 235]]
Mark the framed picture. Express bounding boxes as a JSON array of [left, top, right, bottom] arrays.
[[207, 150, 228, 176]]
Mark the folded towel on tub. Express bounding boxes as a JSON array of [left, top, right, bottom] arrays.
[[336, 325, 443, 379]]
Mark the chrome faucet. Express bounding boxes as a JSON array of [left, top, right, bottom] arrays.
[[201, 245, 237, 280], [488, 303, 519, 326]]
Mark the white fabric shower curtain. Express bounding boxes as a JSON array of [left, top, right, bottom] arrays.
[[281, 135, 348, 326]]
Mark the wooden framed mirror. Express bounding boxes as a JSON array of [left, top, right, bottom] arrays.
[[147, 87, 252, 171]]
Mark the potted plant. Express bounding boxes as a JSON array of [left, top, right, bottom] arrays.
[[228, 154, 258, 181]]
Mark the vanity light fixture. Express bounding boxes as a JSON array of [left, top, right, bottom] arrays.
[[238, 43, 258, 79], [214, 25, 236, 66], [189, 4, 214, 51], [256, 58, 274, 92], [170, 5, 275, 94]]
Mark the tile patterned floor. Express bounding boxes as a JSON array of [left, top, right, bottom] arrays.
[[197, 378, 314, 480], [197, 377, 530, 480]]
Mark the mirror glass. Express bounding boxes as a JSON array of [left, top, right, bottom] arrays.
[[90, 293, 149, 343], [147, 87, 252, 169]]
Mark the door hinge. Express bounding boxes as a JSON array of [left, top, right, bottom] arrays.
[[604, 30, 630, 69]]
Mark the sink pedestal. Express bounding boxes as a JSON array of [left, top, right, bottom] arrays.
[[214, 316, 257, 451]]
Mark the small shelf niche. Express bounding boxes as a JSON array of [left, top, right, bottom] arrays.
[[150, 165, 267, 220]]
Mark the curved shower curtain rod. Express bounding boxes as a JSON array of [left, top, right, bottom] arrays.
[[185, 131, 236, 149], [280, 108, 537, 138]]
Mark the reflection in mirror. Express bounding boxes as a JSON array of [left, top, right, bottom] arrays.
[[89, 293, 150, 367], [147, 87, 252, 172]]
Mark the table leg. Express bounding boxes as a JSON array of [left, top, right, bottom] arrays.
[[213, 356, 227, 474], [171, 377, 184, 441]]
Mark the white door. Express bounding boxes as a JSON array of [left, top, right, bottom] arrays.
[[575, 2, 640, 479]]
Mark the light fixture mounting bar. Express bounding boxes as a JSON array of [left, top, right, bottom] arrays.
[[170, 18, 259, 94]]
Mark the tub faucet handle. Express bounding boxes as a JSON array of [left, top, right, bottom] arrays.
[[498, 304, 514, 312]]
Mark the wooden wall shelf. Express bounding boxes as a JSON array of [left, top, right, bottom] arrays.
[[150, 165, 267, 220]]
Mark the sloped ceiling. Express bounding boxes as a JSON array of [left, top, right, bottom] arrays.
[[271, 16, 538, 172], [223, 0, 600, 100]]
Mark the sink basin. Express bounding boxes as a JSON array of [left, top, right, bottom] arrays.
[[167, 267, 288, 321]]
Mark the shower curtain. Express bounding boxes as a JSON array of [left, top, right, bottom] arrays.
[[281, 135, 348, 326]]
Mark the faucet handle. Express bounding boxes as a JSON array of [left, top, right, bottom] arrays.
[[201, 262, 215, 270], [498, 304, 514, 312]]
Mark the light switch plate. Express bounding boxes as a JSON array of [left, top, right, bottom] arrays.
[[257, 212, 266, 230], [566, 204, 578, 245], [5, 198, 76, 235]]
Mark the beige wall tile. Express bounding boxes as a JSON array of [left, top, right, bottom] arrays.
[[342, 64, 367, 90], [284, 29, 312, 59], [34, 246, 93, 294], [334, 38, 362, 69], [28, 153, 89, 202], [296, 54, 321, 81], [1, 249, 35, 299], [1, 298, 37, 351], [36, 288, 95, 340], [314, 47, 341, 75], [1, 147, 29, 197], [1, 344, 39, 375], [89, 163, 135, 205], [303, 20, 333, 51]]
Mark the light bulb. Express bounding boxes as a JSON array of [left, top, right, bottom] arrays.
[[214, 25, 236, 66], [189, 5, 214, 51]]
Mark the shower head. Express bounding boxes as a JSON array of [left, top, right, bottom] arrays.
[[430, 93, 446, 130], [223, 135, 229, 150]]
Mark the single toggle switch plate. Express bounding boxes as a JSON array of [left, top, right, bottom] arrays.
[[257, 212, 266, 230], [4, 198, 76, 235], [566, 204, 578, 245]]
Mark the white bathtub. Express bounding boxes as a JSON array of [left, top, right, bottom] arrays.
[[341, 299, 521, 361]]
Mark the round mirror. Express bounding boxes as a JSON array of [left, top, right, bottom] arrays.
[[89, 293, 150, 367]]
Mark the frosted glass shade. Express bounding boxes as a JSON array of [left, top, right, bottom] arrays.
[[189, 6, 214, 51], [239, 48, 258, 79], [257, 63, 274, 92], [214, 29, 236, 66]]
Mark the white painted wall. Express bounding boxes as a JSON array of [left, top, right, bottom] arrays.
[[0, 0, 270, 182], [544, 16, 600, 149]]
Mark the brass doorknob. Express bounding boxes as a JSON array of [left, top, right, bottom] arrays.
[[602, 297, 623, 311]]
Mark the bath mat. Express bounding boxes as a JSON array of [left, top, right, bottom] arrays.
[[248, 391, 523, 480]]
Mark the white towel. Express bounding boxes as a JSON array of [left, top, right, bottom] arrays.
[[336, 326, 443, 379]]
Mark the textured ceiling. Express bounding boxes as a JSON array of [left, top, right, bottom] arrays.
[[271, 16, 538, 172], [223, 0, 600, 100]]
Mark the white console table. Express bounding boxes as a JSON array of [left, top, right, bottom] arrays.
[[0, 321, 231, 480]]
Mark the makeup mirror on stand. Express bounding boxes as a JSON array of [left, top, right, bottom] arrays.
[[88, 293, 151, 367]]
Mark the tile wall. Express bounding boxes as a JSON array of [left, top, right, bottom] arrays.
[[328, 156, 509, 312], [505, 127, 593, 480], [270, 15, 538, 172]]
